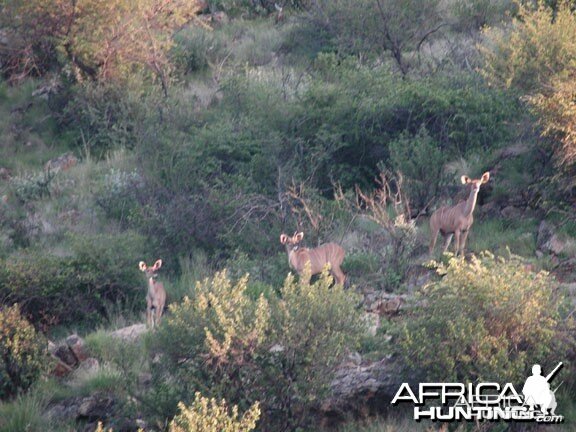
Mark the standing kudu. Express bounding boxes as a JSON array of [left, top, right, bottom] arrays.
[[429, 172, 490, 256], [139, 259, 166, 329], [280, 232, 346, 285]]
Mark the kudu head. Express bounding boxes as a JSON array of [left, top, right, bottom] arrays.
[[461, 172, 490, 194], [280, 232, 304, 251], [139, 259, 163, 280]]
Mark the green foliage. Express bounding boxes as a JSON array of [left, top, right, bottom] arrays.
[[397, 253, 573, 383], [0, 232, 146, 327], [96, 169, 145, 226], [388, 126, 446, 211], [0, 0, 204, 85], [8, 171, 55, 203], [0, 393, 49, 432], [448, 0, 515, 32], [147, 270, 363, 430], [0, 305, 50, 400], [169, 393, 260, 432], [60, 80, 157, 157], [300, 0, 442, 73], [481, 0, 576, 174]]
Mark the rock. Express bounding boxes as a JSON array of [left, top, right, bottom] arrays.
[[110, 323, 147, 341], [364, 292, 407, 316], [362, 312, 380, 337], [537, 221, 554, 250], [322, 358, 405, 421], [537, 221, 567, 255], [269, 344, 284, 353], [77, 394, 115, 421], [73, 357, 100, 378], [53, 345, 79, 368], [67, 333, 89, 362], [212, 11, 229, 25], [0, 167, 11, 180], [46, 399, 81, 422], [501, 205, 523, 219], [44, 152, 78, 174], [51, 359, 74, 378], [405, 265, 435, 294], [138, 372, 152, 387], [546, 234, 566, 255]]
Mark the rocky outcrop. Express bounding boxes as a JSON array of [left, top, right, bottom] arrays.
[[44, 152, 78, 174], [110, 323, 147, 341], [322, 357, 405, 424], [49, 333, 95, 378]]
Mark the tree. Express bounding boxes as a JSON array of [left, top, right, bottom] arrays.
[[305, 0, 444, 74], [480, 0, 576, 170], [0, 0, 206, 91]]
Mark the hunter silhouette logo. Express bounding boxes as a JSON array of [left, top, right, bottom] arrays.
[[522, 363, 562, 416], [391, 362, 565, 423]]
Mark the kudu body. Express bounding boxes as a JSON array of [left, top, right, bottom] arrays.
[[280, 232, 346, 285], [139, 259, 166, 329], [429, 172, 490, 256]]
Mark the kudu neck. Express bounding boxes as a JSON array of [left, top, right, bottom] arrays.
[[464, 187, 479, 217], [148, 276, 158, 290]]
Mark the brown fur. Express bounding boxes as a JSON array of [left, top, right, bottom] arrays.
[[429, 172, 490, 256], [280, 232, 346, 285]]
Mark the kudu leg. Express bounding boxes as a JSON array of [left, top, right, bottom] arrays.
[[146, 307, 152, 328], [332, 267, 346, 286], [459, 230, 470, 256], [429, 229, 440, 255], [155, 305, 162, 327], [453, 230, 461, 256], [442, 234, 453, 253]]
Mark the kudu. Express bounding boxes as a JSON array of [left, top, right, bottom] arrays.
[[139, 259, 166, 329], [280, 232, 346, 285], [429, 172, 490, 256]]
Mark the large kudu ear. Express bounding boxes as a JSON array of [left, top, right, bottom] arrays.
[[280, 234, 288, 244], [294, 232, 304, 242], [481, 172, 490, 184], [461, 175, 471, 184], [139, 261, 147, 271], [152, 259, 163, 271]]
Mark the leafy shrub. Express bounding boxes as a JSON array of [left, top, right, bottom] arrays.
[[169, 393, 260, 432], [96, 169, 146, 226], [60, 80, 157, 157], [147, 270, 363, 430], [0, 232, 147, 327], [9, 171, 55, 203], [0, 305, 50, 400], [397, 253, 574, 384], [480, 1, 576, 176], [388, 126, 446, 212]]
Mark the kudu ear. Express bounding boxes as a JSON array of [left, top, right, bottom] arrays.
[[294, 232, 304, 242], [280, 234, 288, 244], [481, 172, 490, 184], [153, 259, 163, 270], [139, 261, 147, 271], [461, 175, 471, 184]]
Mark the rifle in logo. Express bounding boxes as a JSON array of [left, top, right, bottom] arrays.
[[522, 362, 563, 415]]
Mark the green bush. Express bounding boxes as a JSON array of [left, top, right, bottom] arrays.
[[0, 305, 50, 400], [397, 253, 574, 384], [388, 126, 446, 212], [147, 270, 363, 430], [95, 169, 146, 226], [0, 232, 147, 327], [59, 80, 157, 157]]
